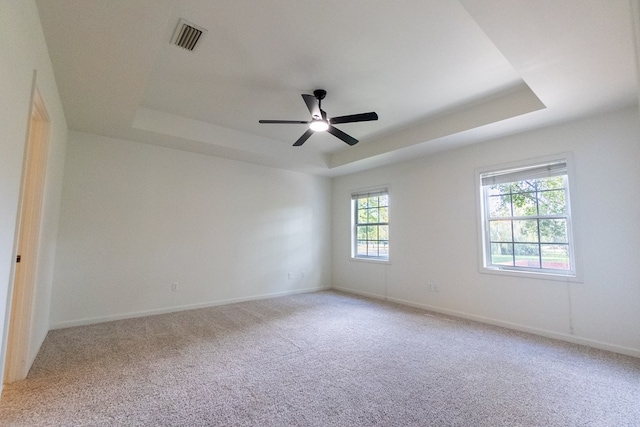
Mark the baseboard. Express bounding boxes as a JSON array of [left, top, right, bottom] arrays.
[[50, 286, 330, 330], [332, 286, 640, 359], [331, 287, 385, 301]]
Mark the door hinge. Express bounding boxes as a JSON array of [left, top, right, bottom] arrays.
[[16, 255, 21, 263]]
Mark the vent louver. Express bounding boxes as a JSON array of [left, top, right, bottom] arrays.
[[171, 19, 206, 51]]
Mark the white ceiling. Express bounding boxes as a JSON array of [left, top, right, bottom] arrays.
[[36, 0, 639, 176]]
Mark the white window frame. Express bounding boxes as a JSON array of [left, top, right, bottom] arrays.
[[351, 187, 390, 262], [476, 154, 580, 281]]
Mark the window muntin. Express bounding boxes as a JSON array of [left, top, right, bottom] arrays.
[[352, 190, 389, 260], [481, 161, 575, 276]]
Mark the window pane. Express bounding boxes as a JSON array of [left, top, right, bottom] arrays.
[[379, 225, 389, 240], [379, 194, 388, 206], [490, 243, 513, 266], [379, 206, 388, 223], [357, 226, 367, 240], [514, 244, 540, 268], [356, 241, 367, 256], [367, 226, 378, 241], [541, 244, 570, 270], [512, 180, 536, 193], [368, 197, 378, 208], [367, 208, 379, 223], [538, 176, 564, 191], [486, 183, 510, 196], [513, 220, 539, 243], [357, 209, 368, 224], [539, 219, 567, 243], [378, 241, 389, 257], [488, 195, 511, 217], [367, 241, 379, 256], [538, 190, 566, 215], [358, 198, 367, 209], [489, 220, 512, 242], [511, 192, 537, 217]]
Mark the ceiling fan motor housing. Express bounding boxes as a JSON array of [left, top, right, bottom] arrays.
[[313, 89, 327, 100]]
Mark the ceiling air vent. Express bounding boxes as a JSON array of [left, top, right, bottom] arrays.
[[171, 19, 206, 51]]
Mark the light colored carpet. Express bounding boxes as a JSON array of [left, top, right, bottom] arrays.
[[0, 290, 639, 426]]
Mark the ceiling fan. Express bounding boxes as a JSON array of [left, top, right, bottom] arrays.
[[259, 89, 378, 146]]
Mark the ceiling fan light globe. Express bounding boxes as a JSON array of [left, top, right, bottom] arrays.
[[309, 120, 329, 132]]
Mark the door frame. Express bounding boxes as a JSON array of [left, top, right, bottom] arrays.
[[4, 85, 50, 383]]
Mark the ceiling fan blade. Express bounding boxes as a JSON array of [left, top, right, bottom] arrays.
[[330, 112, 378, 125], [327, 125, 358, 146], [302, 94, 322, 120], [259, 120, 309, 124], [293, 128, 314, 146]]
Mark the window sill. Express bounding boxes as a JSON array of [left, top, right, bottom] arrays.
[[480, 266, 581, 283], [350, 256, 391, 265]]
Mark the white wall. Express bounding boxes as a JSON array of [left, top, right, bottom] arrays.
[[0, 1, 67, 382], [332, 107, 640, 357], [50, 132, 331, 327]]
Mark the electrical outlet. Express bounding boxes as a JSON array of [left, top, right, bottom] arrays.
[[172, 282, 179, 292]]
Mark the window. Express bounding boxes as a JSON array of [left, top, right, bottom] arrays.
[[479, 159, 575, 277], [352, 189, 389, 260]]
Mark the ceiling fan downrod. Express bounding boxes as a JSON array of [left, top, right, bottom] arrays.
[[314, 89, 326, 109]]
